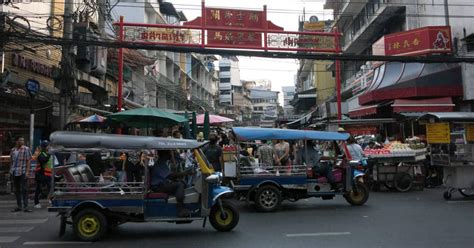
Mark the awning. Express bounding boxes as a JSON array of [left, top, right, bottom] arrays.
[[392, 97, 454, 113], [327, 118, 397, 125], [418, 112, 474, 122], [359, 62, 463, 105], [287, 109, 317, 128], [348, 104, 379, 118]]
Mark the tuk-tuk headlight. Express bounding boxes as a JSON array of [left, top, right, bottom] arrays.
[[216, 172, 223, 182], [205, 174, 220, 184]]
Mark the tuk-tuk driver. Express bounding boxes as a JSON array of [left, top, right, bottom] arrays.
[[150, 149, 193, 218]]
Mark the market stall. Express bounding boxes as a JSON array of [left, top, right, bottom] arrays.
[[418, 112, 474, 200], [364, 139, 427, 192]]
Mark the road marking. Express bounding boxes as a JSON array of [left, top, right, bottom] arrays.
[[24, 241, 93, 245], [286, 232, 352, 238], [0, 219, 48, 225], [0, 236, 20, 243], [447, 201, 474, 204], [0, 227, 34, 233]]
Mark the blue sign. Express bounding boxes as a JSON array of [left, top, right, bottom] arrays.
[[25, 79, 40, 96]]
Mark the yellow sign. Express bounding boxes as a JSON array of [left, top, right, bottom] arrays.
[[303, 21, 325, 31], [426, 123, 450, 144], [466, 124, 474, 142]]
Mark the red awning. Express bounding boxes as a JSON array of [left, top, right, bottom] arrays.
[[392, 97, 454, 113], [348, 105, 379, 118]]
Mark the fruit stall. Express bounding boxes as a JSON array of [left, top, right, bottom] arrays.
[[364, 139, 427, 192], [418, 112, 474, 200]]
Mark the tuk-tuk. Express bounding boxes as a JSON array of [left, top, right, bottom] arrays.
[[227, 127, 369, 212], [48, 132, 239, 241]]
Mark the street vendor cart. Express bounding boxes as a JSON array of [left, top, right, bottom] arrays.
[[364, 141, 427, 192], [419, 112, 474, 200]]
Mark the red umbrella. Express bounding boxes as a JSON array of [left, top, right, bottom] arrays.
[[196, 114, 234, 125]]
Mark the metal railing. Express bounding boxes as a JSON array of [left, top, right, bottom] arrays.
[[53, 181, 145, 195], [239, 164, 308, 177]]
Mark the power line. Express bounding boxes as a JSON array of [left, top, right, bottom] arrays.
[[3, 31, 474, 64]]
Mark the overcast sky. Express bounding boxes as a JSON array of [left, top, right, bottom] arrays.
[[171, 0, 332, 105]]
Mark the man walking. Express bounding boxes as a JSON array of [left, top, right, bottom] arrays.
[[10, 136, 32, 212], [34, 140, 55, 209]]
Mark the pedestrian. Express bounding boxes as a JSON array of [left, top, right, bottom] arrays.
[[202, 133, 224, 172], [218, 133, 229, 147], [10, 136, 32, 212], [274, 139, 291, 174], [34, 140, 57, 208], [124, 152, 143, 182], [346, 136, 364, 161], [256, 140, 276, 169]]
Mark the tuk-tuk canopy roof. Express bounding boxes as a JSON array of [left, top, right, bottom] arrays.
[[232, 127, 350, 141], [418, 112, 474, 122], [50, 131, 206, 150]]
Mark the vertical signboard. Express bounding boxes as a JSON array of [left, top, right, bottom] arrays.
[[465, 124, 474, 142], [426, 122, 450, 144]]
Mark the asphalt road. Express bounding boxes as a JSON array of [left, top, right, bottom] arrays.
[[1, 187, 474, 248]]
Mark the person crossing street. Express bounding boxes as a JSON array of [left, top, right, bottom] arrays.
[[10, 136, 32, 212], [33, 140, 56, 209]]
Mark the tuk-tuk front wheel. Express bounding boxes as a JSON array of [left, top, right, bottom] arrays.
[[209, 201, 239, 232], [344, 182, 369, 206], [73, 209, 107, 241]]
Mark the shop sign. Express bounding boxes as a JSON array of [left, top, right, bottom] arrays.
[[25, 79, 40, 97], [303, 21, 325, 31], [11, 53, 53, 78], [383, 26, 452, 56], [344, 125, 378, 136], [124, 27, 197, 45], [466, 124, 474, 142], [426, 122, 450, 144]]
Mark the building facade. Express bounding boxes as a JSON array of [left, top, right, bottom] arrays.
[[282, 86, 295, 116], [250, 89, 279, 127], [323, 0, 474, 136], [218, 56, 241, 105], [111, 1, 218, 111]]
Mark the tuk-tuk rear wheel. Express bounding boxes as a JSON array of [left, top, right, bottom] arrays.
[[344, 182, 369, 206], [72, 209, 107, 242], [254, 185, 281, 212], [209, 201, 239, 232]]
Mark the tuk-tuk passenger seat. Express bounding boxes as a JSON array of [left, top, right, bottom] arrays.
[[146, 192, 169, 199]]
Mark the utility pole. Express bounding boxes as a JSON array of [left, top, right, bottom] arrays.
[[59, 0, 75, 129]]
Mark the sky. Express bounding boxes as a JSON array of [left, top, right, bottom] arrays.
[[170, 0, 333, 105]]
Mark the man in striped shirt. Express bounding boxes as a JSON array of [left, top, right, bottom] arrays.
[[10, 136, 32, 212]]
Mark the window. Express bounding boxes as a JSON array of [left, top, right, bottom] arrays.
[[220, 66, 231, 72], [220, 78, 230, 83], [258, 107, 263, 111]]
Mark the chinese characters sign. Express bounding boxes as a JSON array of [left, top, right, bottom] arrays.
[[205, 8, 264, 28], [383, 26, 452, 56], [117, 5, 339, 53], [205, 8, 264, 47]]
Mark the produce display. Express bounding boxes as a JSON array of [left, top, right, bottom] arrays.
[[364, 141, 426, 158], [223, 145, 237, 152]]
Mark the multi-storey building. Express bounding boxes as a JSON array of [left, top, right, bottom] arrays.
[[250, 88, 279, 127], [218, 56, 241, 105], [111, 1, 218, 111], [282, 86, 296, 116], [323, 0, 474, 135]]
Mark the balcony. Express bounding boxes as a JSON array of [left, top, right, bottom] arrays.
[[341, 0, 405, 54]]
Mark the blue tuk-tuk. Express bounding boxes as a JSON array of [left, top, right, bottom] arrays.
[[48, 132, 239, 241], [228, 127, 369, 212]]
